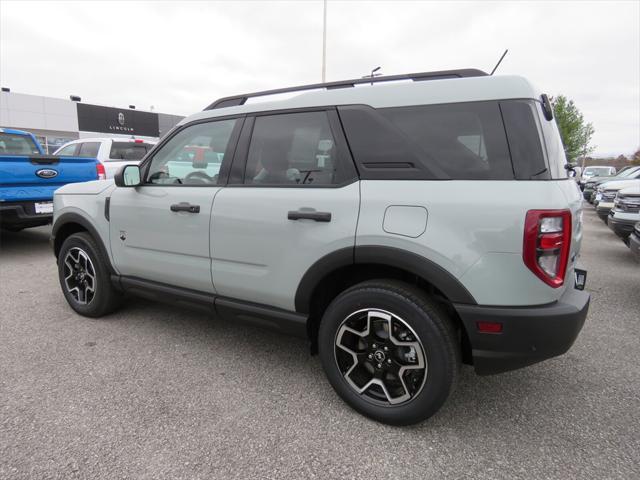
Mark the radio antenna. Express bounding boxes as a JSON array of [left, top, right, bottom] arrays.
[[490, 49, 509, 75]]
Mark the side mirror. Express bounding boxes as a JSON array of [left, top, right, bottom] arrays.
[[114, 164, 141, 187]]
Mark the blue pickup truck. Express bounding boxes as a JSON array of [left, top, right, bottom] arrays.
[[0, 128, 100, 231]]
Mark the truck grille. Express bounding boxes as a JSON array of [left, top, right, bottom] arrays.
[[615, 195, 640, 213]]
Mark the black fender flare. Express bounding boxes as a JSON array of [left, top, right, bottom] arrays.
[[51, 212, 116, 274], [294, 245, 477, 314]]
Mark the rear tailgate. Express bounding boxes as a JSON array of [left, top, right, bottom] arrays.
[[0, 155, 98, 202]]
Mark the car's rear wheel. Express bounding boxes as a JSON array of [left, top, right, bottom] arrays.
[[58, 232, 122, 317], [318, 279, 460, 425]]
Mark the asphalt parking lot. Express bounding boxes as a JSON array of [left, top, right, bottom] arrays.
[[1, 207, 638, 480]]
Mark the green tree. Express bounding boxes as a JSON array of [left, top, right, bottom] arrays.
[[631, 149, 640, 166], [551, 95, 595, 162]]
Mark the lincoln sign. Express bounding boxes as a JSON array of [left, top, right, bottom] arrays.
[[76, 103, 160, 137]]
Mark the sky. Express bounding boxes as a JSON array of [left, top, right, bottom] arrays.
[[1, 0, 639, 156]]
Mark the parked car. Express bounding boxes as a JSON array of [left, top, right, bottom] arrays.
[[579, 165, 616, 190], [583, 165, 640, 202], [628, 222, 640, 260], [0, 128, 99, 231], [595, 177, 640, 222], [54, 137, 156, 179], [51, 69, 590, 425], [608, 184, 640, 243]]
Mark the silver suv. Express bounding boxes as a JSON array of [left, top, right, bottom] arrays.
[[51, 69, 590, 425]]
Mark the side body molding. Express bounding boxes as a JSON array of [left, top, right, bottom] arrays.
[[294, 245, 477, 313]]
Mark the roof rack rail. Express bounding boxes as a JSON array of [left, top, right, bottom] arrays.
[[204, 68, 488, 110]]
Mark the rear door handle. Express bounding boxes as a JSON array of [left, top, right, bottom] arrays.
[[170, 202, 200, 213], [287, 210, 332, 222]]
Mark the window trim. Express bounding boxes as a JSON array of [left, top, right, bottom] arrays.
[[226, 107, 359, 189], [137, 115, 246, 188]]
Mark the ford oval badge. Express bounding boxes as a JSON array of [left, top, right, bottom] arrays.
[[36, 169, 58, 179]]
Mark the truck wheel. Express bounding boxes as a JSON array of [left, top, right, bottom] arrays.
[[57, 232, 122, 317], [318, 279, 460, 426]]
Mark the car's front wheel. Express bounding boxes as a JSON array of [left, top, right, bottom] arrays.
[[57, 232, 122, 317], [318, 280, 460, 425]]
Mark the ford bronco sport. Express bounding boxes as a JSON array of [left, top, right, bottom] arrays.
[[51, 69, 590, 425]]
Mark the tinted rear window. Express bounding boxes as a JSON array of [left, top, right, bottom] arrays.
[[500, 100, 549, 179], [339, 102, 513, 180], [109, 142, 152, 161], [0, 132, 40, 155]]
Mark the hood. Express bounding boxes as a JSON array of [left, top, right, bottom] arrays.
[[55, 179, 115, 195], [599, 179, 640, 191], [618, 183, 640, 196]]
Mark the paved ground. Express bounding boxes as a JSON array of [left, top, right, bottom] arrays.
[[1, 207, 639, 480]]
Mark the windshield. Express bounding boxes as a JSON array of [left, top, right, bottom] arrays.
[[584, 167, 613, 177], [617, 166, 640, 178], [109, 142, 153, 161], [0, 132, 40, 155]]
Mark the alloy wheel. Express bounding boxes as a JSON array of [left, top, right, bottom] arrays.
[[334, 308, 427, 406], [63, 247, 96, 305]]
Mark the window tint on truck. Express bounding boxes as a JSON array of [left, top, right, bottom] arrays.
[[0, 133, 40, 155], [78, 142, 100, 157], [109, 142, 153, 161], [339, 102, 513, 180]]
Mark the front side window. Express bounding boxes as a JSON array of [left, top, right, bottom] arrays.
[[146, 119, 237, 185], [244, 111, 338, 186], [78, 142, 100, 157]]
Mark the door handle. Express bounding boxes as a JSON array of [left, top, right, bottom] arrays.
[[287, 210, 332, 222], [170, 202, 200, 213]]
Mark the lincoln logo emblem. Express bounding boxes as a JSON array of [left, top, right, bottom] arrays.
[[118, 112, 125, 126]]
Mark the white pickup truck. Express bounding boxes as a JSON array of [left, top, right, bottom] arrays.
[[54, 137, 156, 179]]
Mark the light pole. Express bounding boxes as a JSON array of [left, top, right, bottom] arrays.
[[321, 0, 327, 82]]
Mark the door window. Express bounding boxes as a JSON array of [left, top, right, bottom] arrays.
[[146, 119, 238, 185], [78, 142, 100, 157], [244, 111, 339, 186], [56, 143, 79, 156]]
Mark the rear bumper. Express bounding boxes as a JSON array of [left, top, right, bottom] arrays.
[[607, 214, 638, 240], [455, 286, 590, 375], [0, 201, 52, 229]]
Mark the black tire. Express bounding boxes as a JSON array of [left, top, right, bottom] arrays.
[[57, 232, 123, 317], [318, 279, 460, 426]]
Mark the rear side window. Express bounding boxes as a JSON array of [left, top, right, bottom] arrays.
[[339, 102, 513, 180], [109, 142, 153, 161], [243, 111, 344, 186], [78, 142, 100, 157], [0, 132, 40, 155], [500, 100, 550, 179], [537, 102, 569, 179]]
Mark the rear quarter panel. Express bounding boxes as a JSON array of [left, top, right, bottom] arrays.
[[357, 180, 579, 306]]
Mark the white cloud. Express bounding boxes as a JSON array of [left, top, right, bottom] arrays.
[[1, 0, 638, 154]]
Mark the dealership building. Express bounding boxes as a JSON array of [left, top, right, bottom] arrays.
[[0, 89, 184, 153]]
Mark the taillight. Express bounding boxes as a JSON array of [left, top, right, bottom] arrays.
[[96, 162, 106, 180], [523, 210, 571, 288]]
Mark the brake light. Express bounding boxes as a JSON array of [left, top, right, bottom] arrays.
[[134, 139, 143, 143], [96, 162, 106, 180], [523, 210, 571, 288]]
